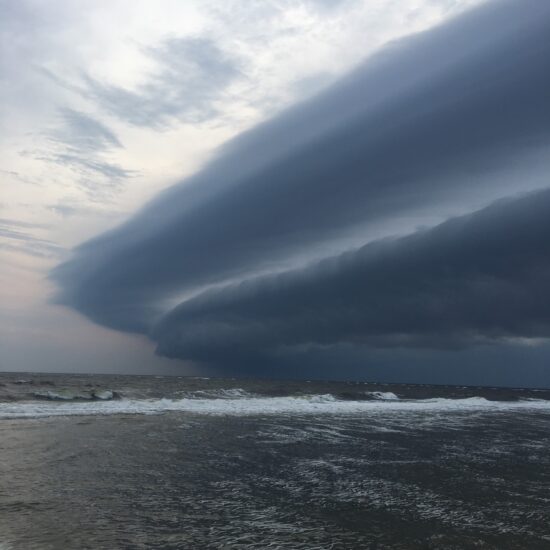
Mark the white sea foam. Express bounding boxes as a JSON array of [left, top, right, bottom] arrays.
[[0, 395, 549, 420], [365, 391, 399, 400], [194, 388, 254, 399]]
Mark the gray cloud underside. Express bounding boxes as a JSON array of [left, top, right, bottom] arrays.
[[154, 188, 550, 363], [53, 0, 550, 363]]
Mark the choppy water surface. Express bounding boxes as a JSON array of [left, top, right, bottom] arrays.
[[1, 373, 549, 549]]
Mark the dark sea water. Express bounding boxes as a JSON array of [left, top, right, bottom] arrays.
[[1, 373, 549, 549]]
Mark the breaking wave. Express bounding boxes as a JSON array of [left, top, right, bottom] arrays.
[[365, 391, 399, 400], [1, 394, 550, 420], [180, 388, 256, 399]]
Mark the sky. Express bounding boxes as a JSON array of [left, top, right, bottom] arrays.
[[2, 0, 550, 386]]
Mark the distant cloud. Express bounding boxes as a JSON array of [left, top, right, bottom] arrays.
[[24, 108, 134, 202], [0, 169, 42, 186], [49, 108, 122, 152], [81, 37, 242, 129], [0, 218, 62, 259], [49, 153, 132, 181]]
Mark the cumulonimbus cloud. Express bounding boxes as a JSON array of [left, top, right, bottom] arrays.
[[52, 0, 550, 371], [153, 188, 550, 362]]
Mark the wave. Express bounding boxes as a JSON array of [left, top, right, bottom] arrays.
[[1, 395, 549, 420], [33, 389, 118, 401], [184, 388, 255, 399], [365, 391, 399, 400]]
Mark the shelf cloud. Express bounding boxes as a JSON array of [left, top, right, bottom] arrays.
[[52, 0, 550, 373], [153, 189, 550, 364]]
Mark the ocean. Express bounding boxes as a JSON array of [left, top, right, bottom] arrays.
[[1, 372, 549, 549]]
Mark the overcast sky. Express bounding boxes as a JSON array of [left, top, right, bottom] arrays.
[[4, 0, 550, 386]]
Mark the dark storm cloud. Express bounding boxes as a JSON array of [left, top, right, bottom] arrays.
[[53, 0, 550, 343], [82, 37, 242, 129], [213, 342, 550, 388], [153, 189, 550, 363]]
